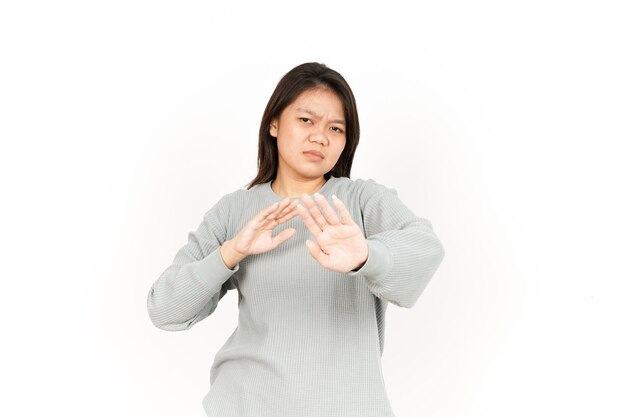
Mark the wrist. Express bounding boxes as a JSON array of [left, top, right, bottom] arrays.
[[220, 240, 246, 270], [351, 243, 369, 271]]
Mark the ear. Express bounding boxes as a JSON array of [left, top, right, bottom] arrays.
[[269, 118, 278, 138]]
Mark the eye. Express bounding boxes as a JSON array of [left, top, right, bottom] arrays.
[[331, 126, 344, 133], [299, 117, 312, 124]]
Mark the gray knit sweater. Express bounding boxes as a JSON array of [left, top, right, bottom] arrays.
[[147, 176, 445, 417]]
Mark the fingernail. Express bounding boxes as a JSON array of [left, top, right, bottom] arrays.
[[332, 194, 337, 199]]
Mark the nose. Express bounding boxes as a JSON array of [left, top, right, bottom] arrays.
[[309, 125, 329, 146]]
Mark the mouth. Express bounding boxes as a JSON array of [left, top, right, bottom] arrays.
[[303, 150, 325, 159]]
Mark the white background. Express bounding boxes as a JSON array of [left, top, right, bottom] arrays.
[[1, 1, 624, 416]]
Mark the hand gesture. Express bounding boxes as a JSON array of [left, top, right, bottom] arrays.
[[221, 198, 298, 268], [233, 198, 299, 255], [296, 193, 368, 273]]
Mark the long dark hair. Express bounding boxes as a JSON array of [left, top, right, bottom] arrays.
[[246, 62, 360, 189]]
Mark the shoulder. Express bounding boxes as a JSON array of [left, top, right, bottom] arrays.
[[218, 187, 250, 206], [205, 181, 275, 214], [203, 187, 249, 218], [200, 187, 253, 238], [331, 176, 399, 201]]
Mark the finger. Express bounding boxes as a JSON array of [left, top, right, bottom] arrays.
[[306, 240, 330, 268], [276, 200, 298, 217], [266, 198, 293, 220], [250, 202, 281, 229], [306, 239, 326, 262], [257, 201, 282, 219], [253, 199, 290, 226], [262, 209, 296, 231], [313, 193, 341, 225], [249, 202, 279, 227], [300, 194, 329, 230], [269, 199, 296, 221], [275, 205, 299, 224], [271, 228, 296, 248], [296, 203, 322, 237], [263, 204, 300, 230], [331, 195, 355, 225]]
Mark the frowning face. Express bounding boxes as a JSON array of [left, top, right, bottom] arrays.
[[269, 87, 347, 181]]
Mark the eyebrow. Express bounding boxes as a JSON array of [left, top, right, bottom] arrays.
[[296, 107, 346, 125]]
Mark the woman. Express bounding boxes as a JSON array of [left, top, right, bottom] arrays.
[[147, 62, 445, 417]]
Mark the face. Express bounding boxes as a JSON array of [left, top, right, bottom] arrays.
[[269, 87, 347, 181]]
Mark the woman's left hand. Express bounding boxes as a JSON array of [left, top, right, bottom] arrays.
[[296, 193, 368, 273]]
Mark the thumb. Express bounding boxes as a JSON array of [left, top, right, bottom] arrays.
[[271, 228, 296, 248], [305, 239, 321, 260]]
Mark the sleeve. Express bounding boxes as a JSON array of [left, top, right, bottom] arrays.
[[346, 179, 445, 308], [146, 195, 239, 331]]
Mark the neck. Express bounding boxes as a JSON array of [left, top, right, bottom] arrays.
[[271, 173, 328, 198]]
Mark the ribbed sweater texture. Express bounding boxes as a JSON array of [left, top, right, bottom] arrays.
[[147, 176, 445, 417]]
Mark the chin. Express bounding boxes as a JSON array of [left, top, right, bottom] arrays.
[[298, 170, 327, 179]]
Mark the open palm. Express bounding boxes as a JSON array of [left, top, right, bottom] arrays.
[[232, 198, 298, 256], [296, 193, 368, 273]]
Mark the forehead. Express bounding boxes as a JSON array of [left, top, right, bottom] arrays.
[[287, 88, 344, 116]]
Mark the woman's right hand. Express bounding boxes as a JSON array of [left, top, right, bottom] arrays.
[[219, 198, 298, 269]]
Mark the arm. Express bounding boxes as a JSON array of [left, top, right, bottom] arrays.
[[147, 196, 238, 331], [347, 180, 445, 308]]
